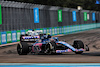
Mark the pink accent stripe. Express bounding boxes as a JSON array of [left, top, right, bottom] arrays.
[[68, 49, 72, 52], [0, 42, 19, 47], [75, 48, 84, 52], [56, 48, 84, 53]]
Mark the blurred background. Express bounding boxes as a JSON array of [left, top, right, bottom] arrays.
[[1, 0, 100, 11]]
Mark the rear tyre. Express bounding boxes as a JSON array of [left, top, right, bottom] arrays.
[[73, 40, 84, 54], [17, 42, 29, 55]]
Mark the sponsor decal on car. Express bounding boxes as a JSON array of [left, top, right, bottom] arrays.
[[34, 36, 40, 39]]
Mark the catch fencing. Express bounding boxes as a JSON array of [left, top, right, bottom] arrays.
[[0, 1, 100, 31]]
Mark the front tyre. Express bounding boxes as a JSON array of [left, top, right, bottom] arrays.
[[73, 40, 84, 54]]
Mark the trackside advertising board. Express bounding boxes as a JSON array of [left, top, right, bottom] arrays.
[[96, 0, 100, 4], [84, 12, 87, 21], [58, 10, 62, 22], [49, 28, 52, 35], [52, 27, 55, 35], [54, 27, 57, 35], [17, 30, 21, 41], [0, 5, 2, 24], [59, 27, 62, 34], [34, 8, 39, 23], [72, 11, 77, 22], [43, 28, 47, 34], [46, 28, 49, 34], [57, 27, 59, 35], [0, 32, 1, 44], [25, 29, 29, 33], [0, 23, 99, 45], [21, 30, 25, 35], [92, 13, 95, 21], [63, 26, 66, 34], [12, 31, 17, 42], [7, 31, 12, 43], [1, 32, 7, 44]]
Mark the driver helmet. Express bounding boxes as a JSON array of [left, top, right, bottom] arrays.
[[47, 33, 51, 35]]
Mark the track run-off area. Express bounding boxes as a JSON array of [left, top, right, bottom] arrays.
[[0, 28, 100, 63]]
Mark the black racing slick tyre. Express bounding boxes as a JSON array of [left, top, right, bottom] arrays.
[[17, 42, 29, 55], [73, 40, 84, 54]]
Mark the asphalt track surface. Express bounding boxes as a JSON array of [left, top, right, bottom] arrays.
[[0, 28, 100, 63]]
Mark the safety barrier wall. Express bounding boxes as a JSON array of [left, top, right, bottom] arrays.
[[0, 23, 100, 45], [0, 29, 29, 44], [35, 23, 99, 35]]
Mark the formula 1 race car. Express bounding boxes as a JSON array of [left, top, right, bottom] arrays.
[[17, 30, 89, 55]]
